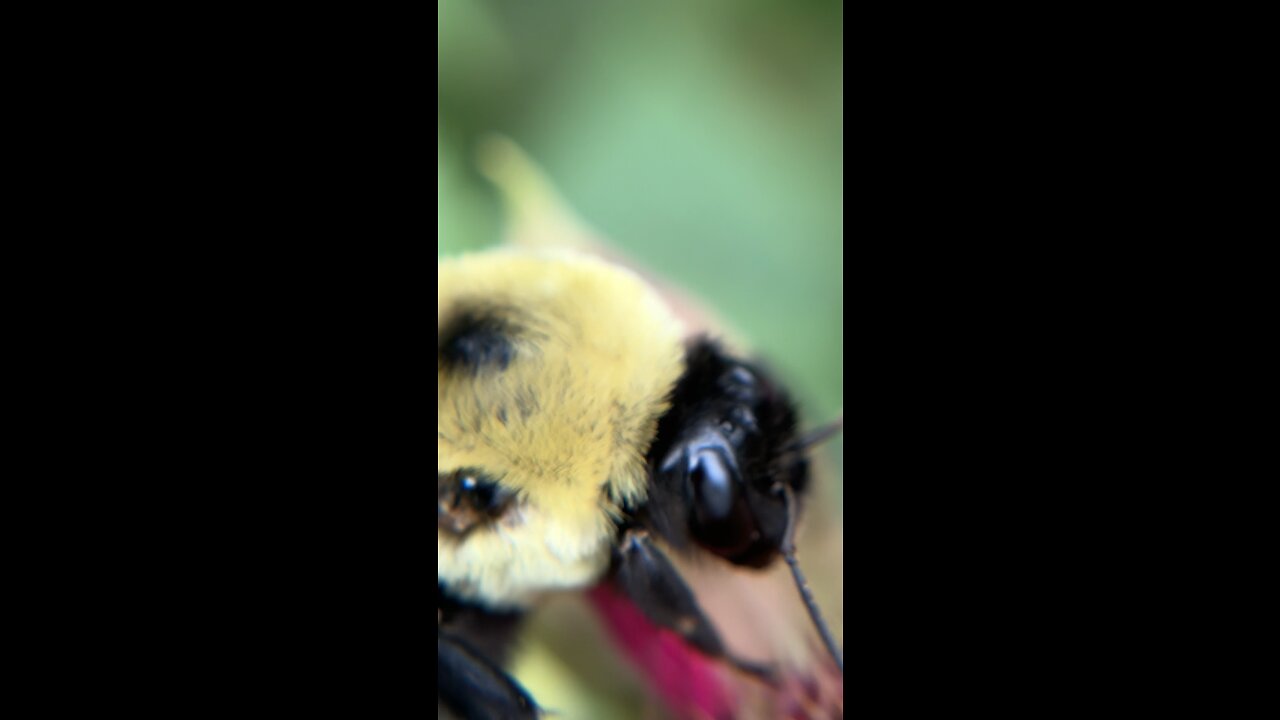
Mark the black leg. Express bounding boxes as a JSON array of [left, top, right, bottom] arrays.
[[438, 584, 538, 719], [612, 528, 775, 681], [438, 584, 526, 665], [438, 631, 538, 720]]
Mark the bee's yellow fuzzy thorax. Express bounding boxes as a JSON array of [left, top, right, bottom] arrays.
[[438, 249, 685, 608]]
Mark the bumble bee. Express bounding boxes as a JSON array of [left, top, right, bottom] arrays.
[[438, 246, 843, 719]]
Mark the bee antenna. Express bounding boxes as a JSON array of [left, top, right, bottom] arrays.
[[775, 482, 844, 674], [791, 414, 844, 453]]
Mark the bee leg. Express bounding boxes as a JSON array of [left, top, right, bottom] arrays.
[[437, 585, 537, 719], [438, 630, 539, 720], [613, 528, 777, 683]]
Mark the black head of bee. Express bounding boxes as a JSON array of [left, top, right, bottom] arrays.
[[642, 337, 807, 568]]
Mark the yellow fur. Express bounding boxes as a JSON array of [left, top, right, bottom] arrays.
[[438, 249, 686, 608]]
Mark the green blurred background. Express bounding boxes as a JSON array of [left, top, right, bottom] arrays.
[[439, 1, 843, 716]]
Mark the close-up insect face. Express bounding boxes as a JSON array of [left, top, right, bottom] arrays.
[[439, 2, 842, 718], [437, 244, 843, 719]]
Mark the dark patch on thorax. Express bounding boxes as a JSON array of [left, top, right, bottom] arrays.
[[439, 307, 517, 374]]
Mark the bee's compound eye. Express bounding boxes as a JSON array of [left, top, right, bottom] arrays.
[[719, 365, 761, 404], [690, 449, 736, 520]]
